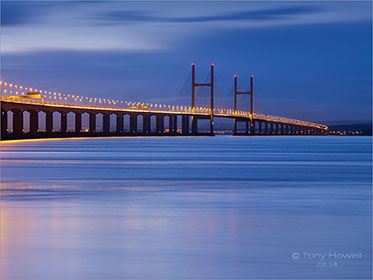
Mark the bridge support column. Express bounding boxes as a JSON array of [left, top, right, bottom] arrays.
[[103, 114, 110, 134], [75, 113, 82, 133], [270, 123, 274, 134], [89, 113, 96, 133], [258, 121, 262, 134], [46, 112, 53, 133], [30, 111, 38, 134], [264, 122, 268, 135], [191, 116, 197, 135], [130, 115, 137, 134], [169, 115, 177, 134], [245, 120, 249, 134], [250, 120, 255, 135], [12, 109, 23, 137], [156, 115, 164, 134], [182, 115, 189, 135], [168, 116, 173, 134], [275, 123, 279, 134], [234, 119, 237, 135], [61, 112, 67, 133], [173, 116, 178, 134], [143, 115, 150, 134], [116, 114, 123, 134], [1, 109, 7, 137]]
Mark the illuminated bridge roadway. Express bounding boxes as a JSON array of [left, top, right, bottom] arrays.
[[0, 65, 328, 140]]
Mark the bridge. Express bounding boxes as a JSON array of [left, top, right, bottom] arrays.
[[1, 64, 328, 140]]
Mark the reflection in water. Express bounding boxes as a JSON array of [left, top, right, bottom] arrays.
[[0, 136, 372, 279]]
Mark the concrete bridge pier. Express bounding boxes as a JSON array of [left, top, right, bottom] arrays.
[[245, 120, 250, 135], [103, 114, 110, 134], [191, 116, 197, 135], [75, 112, 82, 133], [256, 121, 261, 134], [30, 110, 38, 134], [61, 112, 67, 133], [46, 112, 53, 134], [168, 115, 175, 134], [172, 115, 178, 134], [250, 120, 255, 135], [274, 123, 278, 134], [130, 114, 137, 134], [182, 115, 189, 135], [264, 122, 268, 135], [143, 115, 150, 134], [156, 115, 164, 134], [1, 109, 7, 136], [116, 114, 123, 134], [12, 109, 23, 137], [286, 125, 290, 135], [89, 113, 96, 133]]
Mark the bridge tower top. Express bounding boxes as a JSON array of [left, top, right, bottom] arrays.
[[234, 74, 253, 120], [191, 63, 214, 133]]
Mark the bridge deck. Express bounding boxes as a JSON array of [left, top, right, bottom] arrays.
[[1, 96, 327, 130]]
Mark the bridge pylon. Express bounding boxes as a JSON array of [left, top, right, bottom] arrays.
[[191, 63, 214, 135], [233, 74, 254, 135]]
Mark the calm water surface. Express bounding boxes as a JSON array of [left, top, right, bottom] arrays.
[[0, 136, 372, 279]]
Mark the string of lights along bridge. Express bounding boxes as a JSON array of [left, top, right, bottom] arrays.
[[0, 64, 328, 140]]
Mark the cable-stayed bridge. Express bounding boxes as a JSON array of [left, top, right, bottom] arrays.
[[0, 64, 328, 140]]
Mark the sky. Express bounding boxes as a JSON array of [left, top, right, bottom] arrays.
[[1, 0, 372, 123]]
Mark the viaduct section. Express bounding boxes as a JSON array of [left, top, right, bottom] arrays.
[[0, 64, 328, 140]]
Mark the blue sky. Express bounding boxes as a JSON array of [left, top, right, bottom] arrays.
[[1, 1, 372, 122]]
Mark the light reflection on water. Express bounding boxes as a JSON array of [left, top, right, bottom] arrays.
[[0, 136, 372, 279]]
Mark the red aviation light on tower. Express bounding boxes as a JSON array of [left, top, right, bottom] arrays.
[[211, 63, 214, 67], [251, 75, 254, 78], [234, 74, 237, 78], [191, 63, 195, 66]]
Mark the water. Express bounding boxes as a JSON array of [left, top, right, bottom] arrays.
[[1, 136, 372, 279]]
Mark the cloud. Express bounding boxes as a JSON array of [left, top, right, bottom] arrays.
[[96, 6, 325, 24], [1, 1, 371, 54], [0, 1, 80, 26]]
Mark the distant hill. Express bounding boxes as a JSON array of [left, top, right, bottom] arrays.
[[327, 123, 372, 136], [325, 120, 372, 126]]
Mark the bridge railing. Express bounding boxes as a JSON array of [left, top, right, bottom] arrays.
[[0, 81, 327, 130]]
